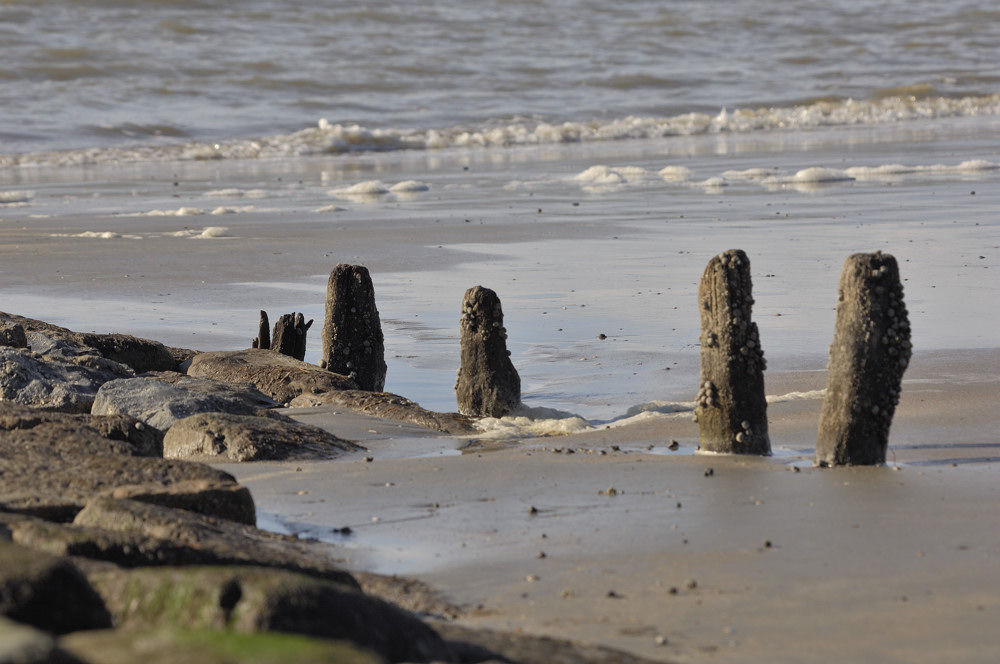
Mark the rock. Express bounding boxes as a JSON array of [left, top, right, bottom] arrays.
[[455, 285, 521, 418], [816, 252, 912, 466], [0, 346, 134, 414], [0, 321, 28, 348], [432, 621, 667, 664], [693, 250, 771, 455], [91, 372, 279, 433], [0, 541, 111, 635], [0, 405, 252, 523], [185, 350, 357, 405], [0, 403, 162, 458], [164, 412, 362, 462], [99, 481, 255, 527], [0, 311, 177, 374], [0, 615, 87, 664], [321, 264, 387, 392], [288, 389, 477, 435], [61, 628, 384, 664], [2, 500, 348, 585], [87, 566, 451, 663]]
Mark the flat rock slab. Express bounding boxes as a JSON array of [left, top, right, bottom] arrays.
[[0, 541, 111, 635], [433, 622, 668, 664], [87, 565, 450, 664], [185, 349, 357, 405], [0, 311, 177, 374], [164, 411, 363, 462], [0, 403, 162, 457], [0, 405, 252, 523], [2, 498, 354, 587], [62, 628, 383, 664], [92, 371, 279, 433], [289, 389, 476, 435]]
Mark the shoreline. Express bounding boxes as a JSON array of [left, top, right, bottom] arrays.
[[219, 345, 1000, 663]]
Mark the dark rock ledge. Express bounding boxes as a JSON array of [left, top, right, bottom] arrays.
[[0, 311, 662, 664]]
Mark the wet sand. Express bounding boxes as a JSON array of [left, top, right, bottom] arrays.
[[3, 135, 999, 661], [218, 348, 1000, 664]]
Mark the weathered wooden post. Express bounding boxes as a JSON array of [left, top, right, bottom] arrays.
[[271, 312, 313, 361], [251, 310, 270, 350], [816, 252, 911, 466], [321, 264, 387, 392], [455, 286, 521, 417], [693, 249, 771, 455]]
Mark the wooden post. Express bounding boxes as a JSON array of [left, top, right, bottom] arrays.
[[455, 286, 521, 417], [252, 310, 270, 350], [816, 252, 911, 466], [271, 313, 312, 361], [321, 265, 387, 391], [694, 250, 771, 455]]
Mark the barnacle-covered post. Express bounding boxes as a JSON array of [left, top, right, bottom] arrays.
[[321, 264, 387, 391], [816, 252, 911, 466], [694, 249, 771, 455], [455, 285, 521, 417]]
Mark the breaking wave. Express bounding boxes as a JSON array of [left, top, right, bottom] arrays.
[[3, 94, 1000, 168]]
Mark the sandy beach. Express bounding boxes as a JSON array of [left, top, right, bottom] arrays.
[[205, 347, 1000, 664], [3, 122, 999, 662]]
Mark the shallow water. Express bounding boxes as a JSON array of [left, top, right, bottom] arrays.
[[2, 116, 999, 419], [1, 0, 998, 421]]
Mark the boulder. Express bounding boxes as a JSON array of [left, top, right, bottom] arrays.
[[87, 566, 451, 663], [0, 403, 162, 457], [185, 349, 357, 405], [91, 372, 279, 433], [164, 412, 363, 462], [0, 346, 134, 413], [288, 389, 477, 434], [0, 321, 28, 348], [61, 628, 384, 664], [0, 311, 177, 374], [0, 541, 111, 635], [0, 616, 86, 664], [2, 499, 354, 587], [0, 405, 252, 523]]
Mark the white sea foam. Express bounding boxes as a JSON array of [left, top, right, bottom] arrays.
[[766, 389, 827, 403], [659, 166, 692, 181], [8, 95, 998, 168], [694, 176, 728, 190], [139, 207, 205, 217], [472, 404, 595, 441], [203, 188, 269, 199], [314, 204, 347, 213], [389, 180, 430, 193], [574, 165, 627, 185], [329, 180, 392, 201], [0, 191, 34, 207], [50, 231, 142, 240], [171, 226, 230, 239]]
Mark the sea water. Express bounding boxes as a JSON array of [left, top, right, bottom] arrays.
[[1, 0, 998, 421]]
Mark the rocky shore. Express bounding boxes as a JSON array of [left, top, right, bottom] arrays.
[[0, 310, 662, 664]]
